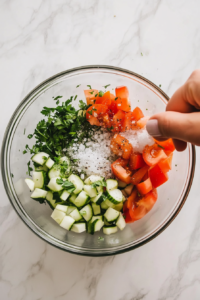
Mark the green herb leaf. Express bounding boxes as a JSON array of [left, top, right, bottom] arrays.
[[157, 144, 165, 149], [87, 85, 92, 89], [98, 237, 104, 241], [24, 128, 26, 135], [54, 96, 63, 100], [76, 84, 81, 88], [27, 161, 33, 176], [74, 95, 78, 101], [91, 179, 106, 188], [56, 178, 75, 193], [98, 91, 104, 97], [103, 84, 110, 89]]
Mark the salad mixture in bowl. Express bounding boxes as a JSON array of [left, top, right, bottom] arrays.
[[2, 66, 194, 256], [24, 85, 175, 236]]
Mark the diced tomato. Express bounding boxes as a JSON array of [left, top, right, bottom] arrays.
[[158, 153, 173, 173], [111, 110, 125, 132], [115, 86, 131, 112], [131, 165, 149, 185], [143, 144, 167, 166], [86, 104, 108, 121], [109, 100, 118, 116], [127, 189, 138, 209], [102, 113, 112, 128], [110, 134, 133, 159], [111, 163, 132, 184], [149, 164, 168, 188], [137, 116, 150, 129], [129, 152, 146, 170], [113, 157, 129, 168], [131, 107, 144, 121], [142, 172, 149, 181], [164, 150, 173, 156], [110, 93, 116, 101], [129, 188, 158, 220], [84, 90, 99, 105], [87, 115, 100, 126], [154, 138, 175, 152], [123, 202, 134, 223], [96, 91, 112, 106], [136, 178, 152, 195]]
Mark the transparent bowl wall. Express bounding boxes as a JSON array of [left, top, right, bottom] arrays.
[[1, 66, 195, 256]]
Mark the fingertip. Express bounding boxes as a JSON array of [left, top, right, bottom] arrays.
[[173, 139, 187, 152]]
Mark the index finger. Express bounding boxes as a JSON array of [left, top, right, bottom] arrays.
[[166, 85, 194, 113]]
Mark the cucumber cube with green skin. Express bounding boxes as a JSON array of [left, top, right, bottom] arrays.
[[103, 225, 118, 235], [31, 188, 47, 200], [100, 201, 109, 210], [105, 199, 123, 211], [68, 174, 84, 194], [116, 212, 126, 230], [47, 177, 63, 192], [56, 204, 68, 213], [84, 175, 103, 185], [60, 190, 70, 201], [45, 157, 55, 169], [32, 171, 45, 188], [71, 223, 86, 233], [60, 216, 75, 230], [74, 191, 89, 207], [25, 178, 35, 191], [92, 203, 101, 215], [66, 206, 76, 215], [69, 208, 82, 221], [84, 185, 97, 197], [31, 152, 49, 166], [48, 164, 61, 179], [80, 204, 93, 222], [51, 209, 66, 224], [104, 207, 120, 222], [107, 189, 123, 204], [106, 179, 118, 191]]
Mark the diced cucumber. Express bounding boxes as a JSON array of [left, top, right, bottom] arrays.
[[60, 215, 75, 230], [96, 186, 103, 194], [87, 219, 98, 234], [69, 208, 82, 221], [80, 204, 93, 222], [71, 223, 86, 233], [94, 219, 104, 232], [107, 189, 123, 204], [31, 152, 49, 166], [103, 225, 118, 235], [59, 156, 70, 165], [104, 219, 113, 226], [47, 177, 63, 192], [92, 203, 101, 215], [35, 165, 49, 172], [51, 209, 65, 224], [104, 207, 120, 222], [46, 191, 56, 209], [32, 171, 45, 189], [84, 175, 103, 185], [68, 174, 83, 194], [66, 206, 76, 215], [100, 201, 109, 210], [91, 192, 104, 205], [88, 217, 104, 234], [74, 191, 89, 207], [48, 164, 61, 179], [69, 193, 76, 205], [25, 178, 35, 191], [45, 157, 55, 169], [31, 188, 47, 200], [84, 185, 97, 197], [91, 216, 103, 222], [124, 184, 134, 196], [106, 179, 118, 191], [60, 190, 70, 201], [105, 199, 123, 211], [56, 204, 68, 213], [116, 212, 126, 230], [117, 180, 127, 189]]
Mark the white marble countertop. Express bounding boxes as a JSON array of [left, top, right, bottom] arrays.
[[1, 1, 200, 299]]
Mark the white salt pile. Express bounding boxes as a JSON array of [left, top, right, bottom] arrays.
[[121, 129, 154, 153], [67, 128, 154, 179]]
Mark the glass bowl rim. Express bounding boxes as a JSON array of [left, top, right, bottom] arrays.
[[1, 65, 196, 256]]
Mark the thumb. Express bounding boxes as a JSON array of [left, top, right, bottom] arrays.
[[146, 111, 200, 146]]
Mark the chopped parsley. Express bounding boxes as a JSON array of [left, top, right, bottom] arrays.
[[87, 85, 92, 89], [26, 161, 33, 176], [11, 173, 14, 178], [56, 178, 75, 193], [91, 179, 106, 189], [74, 95, 78, 101], [141, 52, 143, 56], [98, 91, 104, 97], [76, 84, 81, 88], [159, 84, 162, 88], [24, 128, 26, 135], [157, 144, 165, 149], [54, 96, 63, 101], [98, 237, 104, 241], [175, 164, 177, 167], [89, 91, 94, 94], [103, 84, 110, 89]]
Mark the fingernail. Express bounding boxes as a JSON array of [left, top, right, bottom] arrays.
[[146, 119, 162, 137]]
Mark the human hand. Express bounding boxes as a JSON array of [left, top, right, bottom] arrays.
[[146, 70, 200, 151]]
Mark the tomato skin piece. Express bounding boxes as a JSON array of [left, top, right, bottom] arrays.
[[115, 86, 131, 112], [110, 134, 133, 159], [127, 189, 138, 209], [149, 164, 168, 188], [132, 107, 144, 121], [136, 178, 152, 195], [84, 90, 99, 105], [158, 153, 173, 173], [154, 138, 175, 152], [131, 165, 149, 185], [123, 202, 134, 223], [111, 110, 126, 132], [129, 152, 146, 170], [113, 157, 129, 168], [137, 116, 150, 129], [87, 115, 100, 126], [143, 144, 167, 167], [137, 189, 158, 211], [111, 163, 132, 184]]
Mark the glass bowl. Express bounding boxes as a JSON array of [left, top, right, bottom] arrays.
[[1, 65, 195, 256]]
